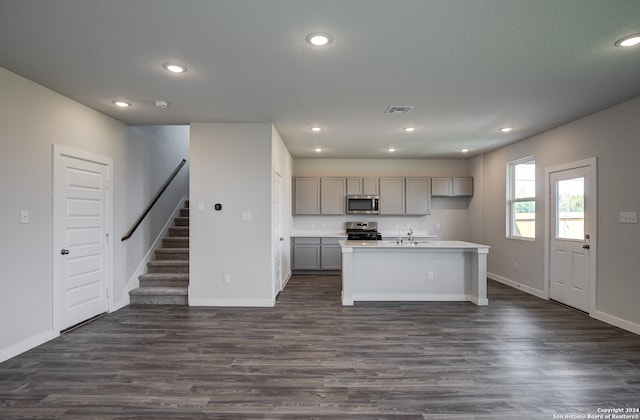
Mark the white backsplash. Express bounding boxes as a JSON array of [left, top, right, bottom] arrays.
[[292, 204, 470, 241]]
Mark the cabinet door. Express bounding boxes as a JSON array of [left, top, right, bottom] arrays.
[[294, 177, 320, 215], [292, 238, 321, 270], [406, 177, 431, 215], [379, 177, 405, 215], [321, 177, 346, 214], [321, 238, 342, 270], [363, 177, 379, 195], [431, 177, 453, 196], [346, 177, 363, 195], [453, 177, 473, 196]]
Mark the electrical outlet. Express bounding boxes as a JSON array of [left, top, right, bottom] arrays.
[[514, 262, 519, 271], [427, 271, 434, 280], [619, 211, 637, 224], [20, 210, 29, 224], [223, 274, 231, 284]]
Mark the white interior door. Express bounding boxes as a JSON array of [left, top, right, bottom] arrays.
[[272, 170, 283, 300], [53, 146, 111, 331], [548, 159, 596, 312]]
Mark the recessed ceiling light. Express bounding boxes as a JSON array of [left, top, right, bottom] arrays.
[[615, 33, 640, 47], [499, 127, 514, 133], [163, 63, 187, 73], [310, 127, 323, 132], [387, 147, 397, 153], [314, 147, 323, 152], [460, 148, 470, 153], [403, 127, 416, 132], [113, 101, 131, 108], [306, 32, 333, 46]]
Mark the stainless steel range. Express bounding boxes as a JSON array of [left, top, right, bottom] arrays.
[[345, 221, 382, 240]]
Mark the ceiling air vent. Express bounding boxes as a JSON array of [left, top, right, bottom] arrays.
[[385, 106, 414, 115]]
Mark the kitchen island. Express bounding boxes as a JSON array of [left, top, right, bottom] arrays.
[[339, 240, 490, 306]]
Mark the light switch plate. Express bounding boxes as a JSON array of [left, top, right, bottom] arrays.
[[619, 211, 637, 224], [20, 210, 29, 224], [242, 211, 252, 221]]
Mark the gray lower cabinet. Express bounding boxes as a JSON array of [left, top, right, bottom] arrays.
[[320, 237, 342, 270], [292, 237, 342, 271]]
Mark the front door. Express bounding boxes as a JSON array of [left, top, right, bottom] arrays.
[[548, 159, 596, 312], [53, 146, 111, 330]]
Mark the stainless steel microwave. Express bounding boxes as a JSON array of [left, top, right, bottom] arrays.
[[346, 195, 380, 214]]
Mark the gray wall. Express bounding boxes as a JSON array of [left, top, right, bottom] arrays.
[[189, 123, 293, 306], [0, 68, 189, 361], [471, 96, 640, 331]]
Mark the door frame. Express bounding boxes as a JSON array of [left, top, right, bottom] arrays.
[[272, 168, 283, 301], [52, 144, 114, 332], [544, 157, 597, 314]]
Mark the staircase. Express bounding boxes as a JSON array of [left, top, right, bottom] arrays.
[[129, 201, 189, 305]]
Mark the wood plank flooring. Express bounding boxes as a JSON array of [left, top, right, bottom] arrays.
[[1, 276, 639, 419]]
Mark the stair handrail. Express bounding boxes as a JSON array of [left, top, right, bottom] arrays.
[[121, 158, 187, 241]]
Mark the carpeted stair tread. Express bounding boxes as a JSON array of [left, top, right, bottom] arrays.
[[130, 286, 188, 296]]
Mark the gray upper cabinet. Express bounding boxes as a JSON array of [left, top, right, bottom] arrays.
[[379, 177, 405, 215], [294, 177, 320, 215], [346, 177, 362, 195], [321, 177, 346, 214], [346, 177, 379, 195], [431, 177, 473, 197], [431, 177, 453, 196], [405, 177, 431, 215], [453, 177, 473, 196]]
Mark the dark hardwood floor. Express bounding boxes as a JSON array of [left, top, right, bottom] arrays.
[[1, 276, 639, 419]]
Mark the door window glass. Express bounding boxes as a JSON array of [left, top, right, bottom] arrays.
[[556, 177, 584, 240]]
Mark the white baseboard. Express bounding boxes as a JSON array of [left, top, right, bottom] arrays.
[[281, 271, 292, 290], [591, 310, 640, 335], [488, 272, 640, 336], [487, 272, 546, 299], [352, 293, 468, 302], [0, 330, 58, 363], [120, 195, 189, 307], [189, 298, 275, 307]]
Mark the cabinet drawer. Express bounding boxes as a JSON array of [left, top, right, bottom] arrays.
[[293, 237, 321, 245], [321, 237, 342, 245]]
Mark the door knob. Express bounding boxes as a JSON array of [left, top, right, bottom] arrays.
[[60, 249, 70, 255], [582, 244, 590, 249]]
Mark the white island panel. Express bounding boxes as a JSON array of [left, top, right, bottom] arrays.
[[340, 240, 489, 306]]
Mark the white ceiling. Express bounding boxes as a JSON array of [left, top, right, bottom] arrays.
[[1, 0, 640, 158]]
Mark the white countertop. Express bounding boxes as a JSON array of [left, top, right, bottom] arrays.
[[339, 240, 490, 250], [291, 232, 435, 238], [291, 232, 347, 238]]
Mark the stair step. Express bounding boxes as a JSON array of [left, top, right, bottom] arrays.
[[139, 273, 189, 287], [129, 286, 188, 305], [173, 217, 190, 227], [147, 260, 189, 273], [168, 226, 189, 237], [155, 248, 189, 261], [162, 237, 189, 248], [129, 200, 190, 306]]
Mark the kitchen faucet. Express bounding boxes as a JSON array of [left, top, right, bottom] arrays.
[[408, 227, 414, 243]]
